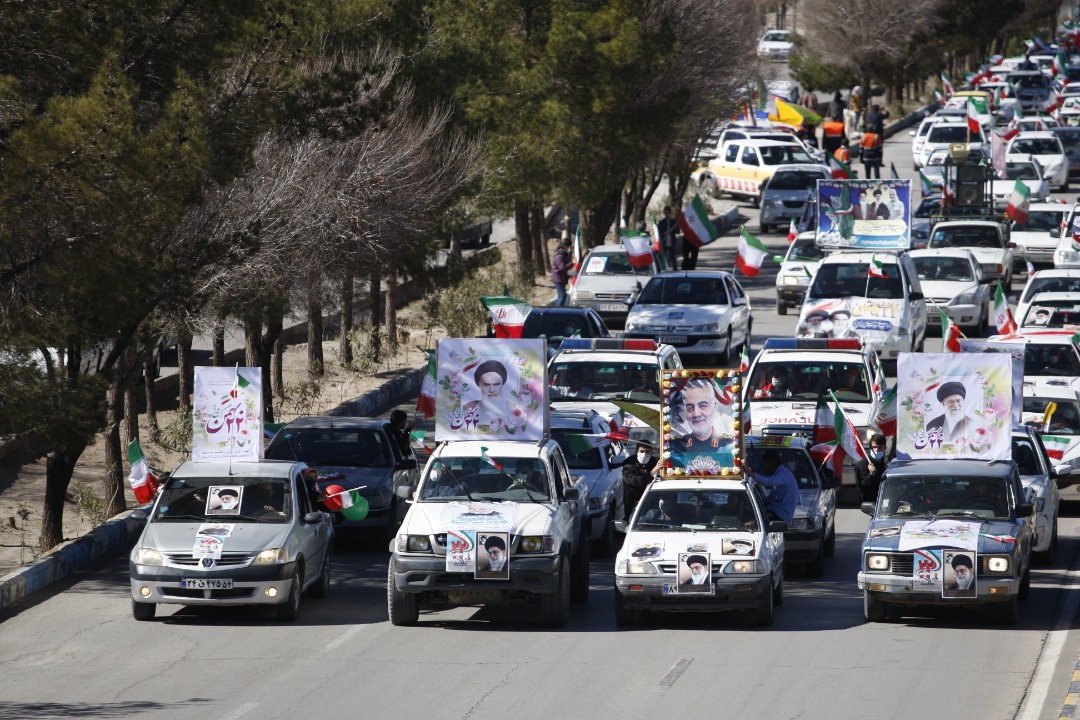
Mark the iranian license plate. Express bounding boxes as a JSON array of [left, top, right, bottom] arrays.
[[659, 335, 687, 344], [599, 303, 628, 312], [662, 583, 715, 595], [180, 577, 234, 590]]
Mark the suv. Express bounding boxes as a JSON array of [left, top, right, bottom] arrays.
[[700, 138, 819, 205], [928, 220, 1013, 292], [129, 460, 335, 621], [915, 118, 987, 169], [858, 459, 1034, 624], [569, 245, 661, 328], [388, 439, 591, 627]]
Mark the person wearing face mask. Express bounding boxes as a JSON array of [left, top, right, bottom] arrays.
[[755, 366, 793, 399], [621, 442, 658, 522], [854, 433, 888, 502]]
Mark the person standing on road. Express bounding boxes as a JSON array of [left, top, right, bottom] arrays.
[[828, 91, 846, 122], [863, 103, 889, 136], [854, 433, 889, 502], [850, 86, 865, 131], [550, 238, 572, 306], [860, 131, 884, 180], [657, 206, 680, 271], [799, 87, 819, 112]]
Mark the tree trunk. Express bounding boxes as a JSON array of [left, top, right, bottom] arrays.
[[176, 325, 193, 410], [123, 345, 139, 448], [103, 371, 127, 517], [243, 314, 262, 369], [515, 199, 533, 277], [580, 187, 622, 248], [40, 440, 87, 552], [266, 303, 283, 412], [143, 352, 157, 430], [449, 229, 461, 260], [385, 269, 398, 357], [340, 271, 354, 366], [307, 289, 324, 377], [368, 263, 382, 359], [212, 320, 225, 366], [530, 202, 547, 277]]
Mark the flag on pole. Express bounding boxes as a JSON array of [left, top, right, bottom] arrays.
[[480, 296, 532, 338], [678, 195, 720, 247], [736, 226, 770, 277], [1043, 435, 1071, 461], [940, 308, 963, 352], [890, 162, 900, 180], [739, 343, 749, 374], [812, 395, 837, 444], [992, 283, 1018, 335], [967, 100, 981, 134], [1021, 253, 1035, 275], [1006, 179, 1031, 223], [940, 72, 954, 96], [868, 255, 887, 279], [809, 440, 844, 477], [832, 392, 869, 463], [572, 224, 583, 272], [565, 433, 613, 455], [127, 439, 159, 505], [650, 214, 661, 253], [828, 153, 853, 179], [416, 348, 437, 418], [479, 446, 503, 471], [874, 385, 898, 437], [787, 216, 798, 243], [919, 170, 934, 195], [619, 229, 655, 268]]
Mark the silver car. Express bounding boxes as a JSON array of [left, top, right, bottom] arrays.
[[129, 460, 334, 621], [569, 245, 661, 328], [1013, 426, 1062, 564], [758, 164, 832, 234]]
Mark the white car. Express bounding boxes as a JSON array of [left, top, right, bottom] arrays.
[[625, 271, 752, 364], [990, 160, 1050, 212], [927, 220, 1014, 291], [1022, 382, 1080, 482], [986, 332, 1080, 391], [775, 231, 826, 315], [1010, 201, 1066, 267], [757, 29, 794, 61], [909, 248, 992, 333], [909, 115, 937, 169], [1017, 269, 1080, 321], [1014, 426, 1062, 563], [915, 118, 986, 169], [613, 477, 786, 626], [1015, 291, 1080, 330], [1006, 131, 1069, 190]]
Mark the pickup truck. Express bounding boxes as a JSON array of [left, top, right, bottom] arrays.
[[696, 138, 820, 206], [387, 439, 591, 627]]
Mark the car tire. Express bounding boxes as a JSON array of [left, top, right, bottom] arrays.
[[773, 571, 784, 607], [777, 299, 787, 316], [701, 177, 719, 198], [1035, 518, 1057, 565], [999, 595, 1020, 625], [754, 575, 775, 627], [760, 221, 771, 234], [307, 549, 332, 598], [752, 193, 761, 209], [275, 568, 302, 622], [132, 599, 155, 622], [570, 537, 590, 603], [864, 590, 887, 622], [540, 556, 571, 628], [614, 589, 638, 627], [806, 543, 826, 578], [387, 557, 419, 626], [594, 507, 617, 558], [718, 329, 733, 364], [824, 523, 836, 557], [1019, 566, 1031, 601]]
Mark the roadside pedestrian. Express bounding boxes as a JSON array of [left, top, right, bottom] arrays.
[[863, 103, 889, 136], [388, 409, 414, 457], [657, 206, 680, 271], [828, 90, 845, 122], [550, 238, 572, 306], [860, 131, 883, 179], [850, 86, 865, 131], [681, 208, 698, 270], [855, 433, 890, 502], [798, 87, 819, 112]]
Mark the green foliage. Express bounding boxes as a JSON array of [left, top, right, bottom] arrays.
[[280, 377, 324, 418], [158, 407, 194, 455], [434, 262, 533, 339], [788, 45, 857, 94], [71, 483, 108, 530]]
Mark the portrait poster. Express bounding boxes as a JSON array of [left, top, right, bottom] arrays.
[[795, 297, 907, 340], [721, 539, 756, 556], [957, 340, 1024, 424], [816, 179, 911, 249], [676, 552, 713, 593], [913, 548, 943, 589], [192, 523, 234, 559], [442, 502, 517, 573], [895, 353, 1012, 460], [205, 485, 243, 516], [434, 339, 547, 441], [630, 543, 663, 559], [942, 550, 977, 599], [192, 366, 263, 462], [660, 370, 742, 478], [475, 531, 510, 580]]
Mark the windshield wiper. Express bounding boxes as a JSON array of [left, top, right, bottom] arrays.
[[887, 510, 934, 518], [633, 521, 678, 529], [157, 513, 205, 522]]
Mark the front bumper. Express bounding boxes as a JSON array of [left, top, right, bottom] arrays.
[[760, 205, 805, 224], [392, 553, 561, 598], [928, 303, 980, 327], [776, 285, 808, 305], [615, 574, 770, 612], [1013, 245, 1056, 265], [129, 560, 299, 606], [857, 571, 1020, 606], [571, 297, 632, 324]]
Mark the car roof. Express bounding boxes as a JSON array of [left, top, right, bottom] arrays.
[[733, 138, 806, 148], [909, 248, 976, 260], [1025, 202, 1069, 211], [1022, 382, 1078, 401], [820, 250, 901, 263], [885, 458, 1016, 478], [1010, 131, 1058, 140], [1027, 269, 1080, 279], [769, 163, 831, 174], [753, 348, 866, 362], [585, 245, 630, 256], [933, 220, 1001, 228], [433, 440, 552, 459], [645, 477, 749, 492], [548, 409, 602, 429], [279, 416, 385, 429], [651, 270, 735, 280], [172, 460, 301, 479]]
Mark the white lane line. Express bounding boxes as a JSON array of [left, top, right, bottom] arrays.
[[219, 703, 258, 720], [658, 657, 694, 688], [325, 625, 364, 651], [1016, 544, 1080, 720]]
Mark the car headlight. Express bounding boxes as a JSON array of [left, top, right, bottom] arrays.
[[253, 548, 289, 565], [783, 275, 801, 285], [133, 547, 164, 566], [624, 320, 640, 332], [953, 290, 978, 306], [618, 559, 659, 575], [691, 322, 721, 332], [519, 535, 555, 553], [763, 199, 777, 208], [866, 553, 891, 571], [399, 534, 432, 553], [723, 559, 764, 574], [985, 556, 1010, 574]]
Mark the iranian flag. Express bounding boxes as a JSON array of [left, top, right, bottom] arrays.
[[565, 433, 616, 454], [810, 440, 843, 478], [940, 72, 954, 96], [739, 343, 749, 373], [812, 396, 837, 444], [619, 229, 654, 268], [1054, 51, 1067, 78], [736, 226, 770, 277], [127, 439, 159, 505], [1006, 179, 1031, 223], [832, 392, 869, 463], [873, 385, 898, 437], [480, 296, 531, 338], [919, 170, 934, 195], [940, 308, 964, 352], [678, 195, 720, 247], [992, 283, 1018, 335], [416, 348, 437, 418], [787, 217, 798, 243], [324, 486, 369, 521], [828, 153, 852, 179], [1043, 435, 1072, 461], [868, 255, 887, 279], [480, 446, 503, 471], [967, 100, 981, 134]]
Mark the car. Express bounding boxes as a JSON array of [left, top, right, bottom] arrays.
[[486, 306, 611, 355], [909, 116, 937, 169], [612, 476, 786, 626], [1054, 225, 1080, 268], [775, 231, 826, 314], [942, 92, 995, 129], [1049, 126, 1080, 176], [1014, 291, 1080, 330], [909, 248, 993, 334], [1007, 69, 1055, 113], [927, 220, 1014, 292], [910, 192, 942, 248], [568, 244, 662, 328], [858, 459, 1034, 624], [757, 29, 794, 61], [758, 164, 832, 233], [1014, 426, 1062, 564], [387, 439, 591, 627], [744, 436, 839, 576], [624, 270, 753, 364], [1021, 382, 1080, 480], [699, 138, 819, 205], [1010, 116, 1056, 133], [709, 125, 825, 165], [1006, 131, 1069, 190], [549, 408, 629, 556], [1016, 269, 1080, 321], [990, 160, 1050, 212], [263, 416, 418, 541], [915, 118, 986, 169], [1009, 201, 1066, 268], [129, 460, 335, 621], [985, 332, 1080, 390]]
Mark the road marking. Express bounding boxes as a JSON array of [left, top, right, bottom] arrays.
[[1017, 541, 1080, 720], [219, 703, 258, 720], [658, 657, 693, 688], [325, 625, 364, 651]]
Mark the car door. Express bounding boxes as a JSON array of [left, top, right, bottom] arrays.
[[899, 255, 927, 344], [293, 471, 329, 586], [726, 275, 752, 347], [741, 145, 763, 192], [551, 448, 584, 547]]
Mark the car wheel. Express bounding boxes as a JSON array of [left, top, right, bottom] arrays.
[[718, 328, 733, 364], [540, 556, 571, 628], [999, 595, 1019, 625], [760, 221, 771, 234], [570, 537, 590, 603], [387, 557, 419, 626], [132, 599, 155, 622], [864, 590, 887, 623], [1018, 566, 1031, 601], [752, 193, 761, 209], [594, 507, 617, 558], [275, 568, 302, 622], [614, 589, 638, 627], [307, 548, 332, 599], [777, 299, 787, 316], [754, 575, 775, 627], [1035, 518, 1058, 566], [701, 177, 719, 198], [806, 542, 825, 578]]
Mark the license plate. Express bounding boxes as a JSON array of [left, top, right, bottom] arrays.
[[662, 583, 714, 595], [659, 335, 687, 344], [599, 303, 627, 312], [181, 578, 234, 590]]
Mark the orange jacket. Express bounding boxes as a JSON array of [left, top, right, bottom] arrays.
[[834, 146, 851, 163], [823, 120, 845, 138], [860, 132, 883, 149]]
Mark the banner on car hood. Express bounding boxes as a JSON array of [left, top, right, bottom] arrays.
[[796, 297, 903, 339]]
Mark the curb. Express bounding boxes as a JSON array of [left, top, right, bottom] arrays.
[[883, 101, 939, 140], [327, 367, 425, 418]]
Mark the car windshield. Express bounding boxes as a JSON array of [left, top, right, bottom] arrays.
[[418, 456, 552, 502], [1011, 138, 1063, 155], [1053, 129, 1080, 148], [1014, 210, 1061, 232], [879, 475, 1012, 520], [265, 427, 391, 468], [744, 446, 820, 489], [550, 428, 607, 470], [520, 312, 594, 340], [1011, 74, 1050, 89], [153, 475, 292, 523], [787, 236, 826, 261], [928, 125, 975, 143], [748, 360, 872, 402], [768, 171, 823, 191], [637, 276, 730, 305], [549, 361, 660, 401], [1022, 276, 1080, 302], [582, 252, 642, 275], [808, 262, 904, 300], [1024, 343, 1080, 376], [929, 225, 1003, 249], [762, 31, 789, 42], [759, 145, 814, 166], [914, 196, 942, 218], [633, 488, 760, 531], [1005, 162, 1040, 180], [913, 256, 974, 282], [1023, 398, 1080, 435], [1020, 301, 1080, 327]]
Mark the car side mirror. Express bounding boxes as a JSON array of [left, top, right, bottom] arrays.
[[564, 486, 581, 501], [733, 296, 748, 306], [1054, 464, 1074, 488], [1008, 242, 1017, 249], [1050, 227, 1061, 238], [397, 458, 417, 471], [1015, 503, 1034, 518], [395, 485, 412, 499], [568, 269, 578, 277], [909, 291, 924, 301], [861, 502, 876, 516], [615, 520, 628, 533], [130, 508, 149, 521], [303, 511, 325, 524], [767, 520, 788, 533]]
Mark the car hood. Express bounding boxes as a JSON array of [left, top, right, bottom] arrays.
[[778, 259, 819, 281], [401, 500, 557, 539], [313, 465, 394, 496], [620, 529, 762, 562], [750, 399, 874, 429], [140, 521, 291, 553], [765, 189, 816, 203], [1011, 230, 1058, 247], [920, 279, 979, 299], [863, 518, 1023, 552], [574, 274, 644, 295], [627, 304, 728, 324], [950, 246, 1007, 262]]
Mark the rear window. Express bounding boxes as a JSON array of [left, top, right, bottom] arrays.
[[809, 262, 904, 300], [1024, 344, 1080, 377], [521, 312, 595, 339], [759, 145, 814, 166], [265, 427, 391, 468], [929, 226, 1003, 249], [638, 277, 730, 305], [1005, 162, 1040, 180], [913, 255, 974, 282], [787, 236, 826, 261], [1021, 276, 1080, 303], [928, 125, 974, 143], [768, 171, 823, 191], [1013, 210, 1062, 232], [1010, 138, 1063, 155], [582, 252, 637, 275]]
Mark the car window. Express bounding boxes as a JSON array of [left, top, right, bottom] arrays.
[[521, 312, 591, 339], [725, 144, 740, 162], [879, 475, 1011, 520], [928, 125, 974, 143], [419, 456, 552, 501], [638, 277, 730, 305], [1012, 436, 1045, 475], [1011, 138, 1063, 155], [787, 237, 826, 261], [809, 262, 903, 300], [1023, 276, 1080, 302], [549, 361, 661, 401], [743, 147, 760, 166], [153, 475, 293, 523], [744, 446, 819, 489], [762, 31, 788, 42], [1054, 130, 1080, 148], [761, 145, 814, 166], [913, 256, 975, 282], [768, 171, 823, 191], [929, 226, 1003, 249], [550, 429, 605, 470], [1014, 210, 1062, 232], [1024, 344, 1080, 377], [265, 427, 391, 468], [748, 359, 871, 402], [1005, 162, 1040, 180], [913, 196, 942, 219], [633, 488, 760, 531], [1023, 398, 1080, 434]]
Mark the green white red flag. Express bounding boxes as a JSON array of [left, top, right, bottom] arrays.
[[940, 308, 963, 352], [479, 446, 503, 471], [832, 392, 869, 463], [812, 395, 837, 444], [992, 283, 1018, 335], [736, 226, 770, 277], [967, 100, 981, 134], [127, 439, 159, 505], [868, 255, 887, 279], [919, 170, 934, 195], [940, 72, 954, 96], [1043, 435, 1071, 461], [678, 195, 720, 247], [739, 343, 749, 373], [873, 385, 898, 437], [828, 153, 852, 179], [1006, 179, 1031, 223], [787, 217, 798, 243], [416, 348, 437, 418], [619, 229, 654, 268], [480, 296, 532, 338]]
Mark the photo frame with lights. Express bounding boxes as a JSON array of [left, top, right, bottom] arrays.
[[660, 369, 743, 478]]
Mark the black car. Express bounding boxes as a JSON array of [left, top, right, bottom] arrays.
[[486, 306, 611, 355]]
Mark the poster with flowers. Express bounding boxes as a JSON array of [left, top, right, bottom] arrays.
[[895, 352, 1012, 460], [434, 339, 547, 442], [192, 366, 263, 462], [957, 340, 1024, 424]]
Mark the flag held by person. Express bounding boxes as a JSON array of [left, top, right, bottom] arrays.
[[992, 283, 1018, 335], [1006, 179, 1031, 223], [480, 296, 532, 338], [127, 439, 159, 505], [416, 348, 437, 418], [736, 226, 770, 277], [831, 391, 869, 464], [678, 195, 720, 247], [828, 153, 852, 180], [874, 385, 898, 437], [619, 229, 654, 268]]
